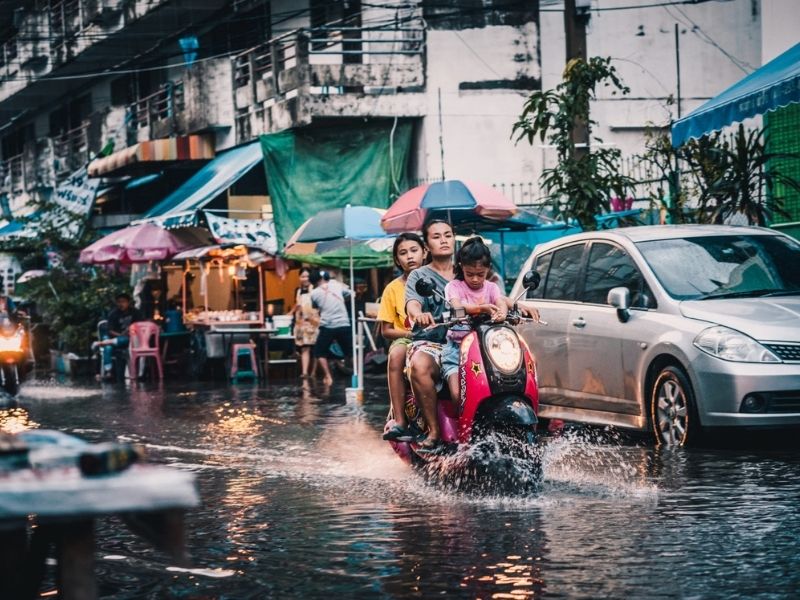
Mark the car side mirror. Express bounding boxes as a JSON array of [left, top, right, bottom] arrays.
[[522, 270, 541, 290], [608, 287, 631, 323], [414, 277, 435, 297]]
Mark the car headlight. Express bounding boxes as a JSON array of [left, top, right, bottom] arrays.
[[484, 327, 522, 374], [694, 326, 780, 363]]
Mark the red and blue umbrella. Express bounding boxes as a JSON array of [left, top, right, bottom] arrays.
[[380, 180, 518, 233]]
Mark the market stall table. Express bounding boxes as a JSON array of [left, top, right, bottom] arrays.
[[0, 457, 198, 599], [204, 326, 296, 380]]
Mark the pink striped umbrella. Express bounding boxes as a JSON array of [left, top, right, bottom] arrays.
[[79, 223, 211, 264]]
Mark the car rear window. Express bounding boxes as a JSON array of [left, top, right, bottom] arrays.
[[542, 244, 584, 300]]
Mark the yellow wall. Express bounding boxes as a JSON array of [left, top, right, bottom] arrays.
[[227, 194, 270, 219]]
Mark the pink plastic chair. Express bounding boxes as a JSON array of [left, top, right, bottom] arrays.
[[128, 321, 163, 381]]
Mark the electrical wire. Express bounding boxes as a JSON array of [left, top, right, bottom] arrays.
[[667, 3, 755, 74]]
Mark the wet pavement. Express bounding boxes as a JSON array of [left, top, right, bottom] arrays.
[[7, 376, 800, 599]]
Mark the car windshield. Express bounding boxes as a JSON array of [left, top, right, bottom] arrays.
[[636, 234, 800, 300]]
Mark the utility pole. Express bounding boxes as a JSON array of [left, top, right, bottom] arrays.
[[564, 0, 590, 153], [675, 23, 682, 119]]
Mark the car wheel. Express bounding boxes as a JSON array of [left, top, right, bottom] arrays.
[[650, 365, 699, 447]]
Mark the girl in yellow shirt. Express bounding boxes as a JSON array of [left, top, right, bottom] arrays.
[[378, 232, 426, 442]]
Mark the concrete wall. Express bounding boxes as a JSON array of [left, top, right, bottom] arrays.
[[357, 0, 541, 191], [416, 24, 540, 188], [761, 0, 800, 61]]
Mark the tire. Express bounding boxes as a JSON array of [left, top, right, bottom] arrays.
[[1, 365, 18, 396], [650, 365, 700, 447]]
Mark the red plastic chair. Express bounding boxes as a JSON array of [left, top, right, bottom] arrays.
[[128, 321, 163, 381]]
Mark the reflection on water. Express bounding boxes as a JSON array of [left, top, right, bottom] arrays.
[[0, 406, 39, 433], [15, 377, 800, 598]]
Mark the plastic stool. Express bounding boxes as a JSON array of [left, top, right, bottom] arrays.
[[230, 342, 258, 382]]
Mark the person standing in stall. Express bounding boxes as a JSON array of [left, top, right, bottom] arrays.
[[309, 270, 352, 386], [293, 268, 320, 379]]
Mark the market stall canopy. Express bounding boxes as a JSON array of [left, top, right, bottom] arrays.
[[671, 42, 800, 147], [87, 135, 215, 178], [134, 209, 277, 254], [139, 141, 263, 221], [260, 120, 413, 247]]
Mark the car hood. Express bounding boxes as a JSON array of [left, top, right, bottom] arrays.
[[680, 297, 800, 341]]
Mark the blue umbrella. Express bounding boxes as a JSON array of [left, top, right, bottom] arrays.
[[289, 205, 387, 243], [285, 205, 390, 390]]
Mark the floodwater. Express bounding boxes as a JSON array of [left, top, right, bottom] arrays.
[[8, 377, 800, 599]]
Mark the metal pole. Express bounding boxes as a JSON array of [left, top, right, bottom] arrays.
[[675, 23, 682, 119], [357, 318, 364, 389], [349, 243, 358, 389], [438, 87, 446, 180], [499, 230, 507, 283]]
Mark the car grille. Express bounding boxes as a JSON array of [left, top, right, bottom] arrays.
[[766, 392, 800, 413], [763, 343, 800, 363]]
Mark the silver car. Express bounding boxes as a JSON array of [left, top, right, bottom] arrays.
[[510, 225, 800, 446]]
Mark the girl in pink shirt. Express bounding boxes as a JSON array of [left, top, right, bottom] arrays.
[[442, 237, 507, 403]]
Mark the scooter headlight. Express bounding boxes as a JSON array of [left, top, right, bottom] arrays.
[[0, 329, 23, 352], [484, 327, 522, 374]]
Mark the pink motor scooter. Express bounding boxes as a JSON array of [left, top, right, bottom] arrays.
[[385, 271, 544, 491]]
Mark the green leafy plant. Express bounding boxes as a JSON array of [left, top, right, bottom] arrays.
[[693, 125, 800, 226], [10, 200, 129, 355], [22, 264, 130, 355], [513, 56, 635, 230], [641, 127, 692, 224], [644, 124, 800, 226]]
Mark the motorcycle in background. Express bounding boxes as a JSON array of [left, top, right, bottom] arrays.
[[0, 313, 32, 396]]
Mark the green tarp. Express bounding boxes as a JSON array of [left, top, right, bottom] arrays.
[[260, 120, 412, 248]]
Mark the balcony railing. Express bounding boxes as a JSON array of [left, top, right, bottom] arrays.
[[52, 121, 91, 176], [232, 22, 425, 140], [0, 38, 19, 78], [233, 24, 425, 90], [0, 154, 26, 193], [128, 82, 186, 131]]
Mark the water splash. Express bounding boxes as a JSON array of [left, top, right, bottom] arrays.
[[18, 378, 101, 401]]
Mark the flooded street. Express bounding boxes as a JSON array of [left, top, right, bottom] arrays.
[[9, 377, 800, 599]]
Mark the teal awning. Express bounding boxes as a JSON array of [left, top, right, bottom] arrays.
[[672, 42, 800, 146], [141, 141, 263, 219]]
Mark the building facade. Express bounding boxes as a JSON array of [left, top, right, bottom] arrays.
[[0, 0, 790, 230]]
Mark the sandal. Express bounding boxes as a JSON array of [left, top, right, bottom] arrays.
[[415, 437, 444, 455], [382, 425, 416, 442]]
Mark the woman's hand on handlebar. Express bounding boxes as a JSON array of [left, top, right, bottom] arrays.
[[414, 312, 437, 328], [518, 304, 541, 323]]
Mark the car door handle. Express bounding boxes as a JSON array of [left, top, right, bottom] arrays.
[[572, 317, 586, 328]]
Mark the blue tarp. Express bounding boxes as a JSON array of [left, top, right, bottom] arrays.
[[142, 141, 263, 219], [672, 42, 800, 147]]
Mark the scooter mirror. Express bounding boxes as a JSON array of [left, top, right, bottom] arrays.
[[522, 270, 541, 290], [415, 277, 436, 297]]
